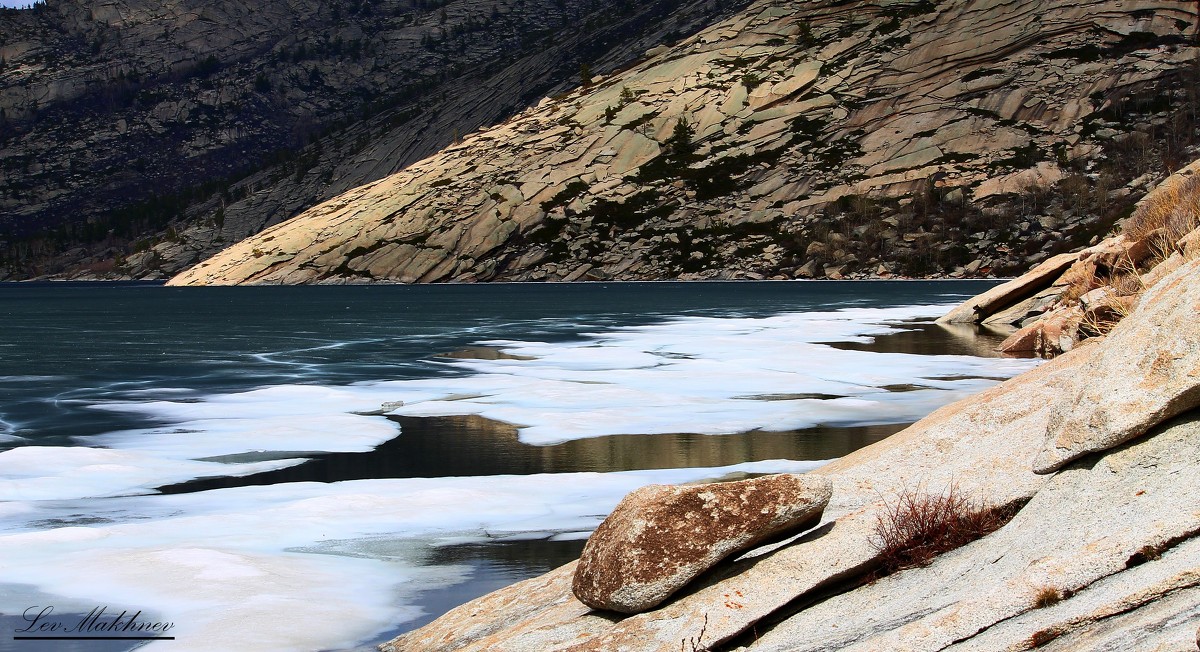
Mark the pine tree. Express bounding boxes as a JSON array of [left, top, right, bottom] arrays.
[[667, 116, 695, 161]]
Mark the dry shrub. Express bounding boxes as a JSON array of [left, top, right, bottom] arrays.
[[1126, 541, 1167, 566], [1058, 260, 1099, 304], [869, 484, 1017, 578], [681, 613, 709, 652], [1067, 250, 1142, 340], [1059, 280, 1089, 305], [1109, 270, 1145, 296], [1079, 305, 1122, 339], [1028, 626, 1064, 647], [1124, 172, 1200, 246], [1142, 228, 1180, 270], [1033, 586, 1064, 608]]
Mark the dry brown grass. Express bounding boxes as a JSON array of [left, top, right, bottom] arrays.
[[1109, 269, 1146, 296], [1028, 626, 1064, 647], [1062, 249, 1142, 341], [1033, 586, 1064, 608], [869, 484, 1018, 578], [1058, 260, 1100, 305], [1079, 297, 1135, 338], [1124, 171, 1200, 247]]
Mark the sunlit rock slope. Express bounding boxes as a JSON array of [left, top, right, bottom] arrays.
[[169, 0, 1200, 285]]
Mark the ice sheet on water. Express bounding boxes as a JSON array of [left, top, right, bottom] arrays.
[[85, 304, 1038, 459], [0, 446, 307, 501], [380, 305, 1037, 443], [0, 459, 825, 652]]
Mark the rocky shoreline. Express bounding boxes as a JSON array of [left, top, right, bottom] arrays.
[[381, 168, 1200, 650]]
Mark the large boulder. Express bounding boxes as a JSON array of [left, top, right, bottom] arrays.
[[572, 474, 832, 613], [380, 337, 1094, 651], [382, 253, 1200, 650]]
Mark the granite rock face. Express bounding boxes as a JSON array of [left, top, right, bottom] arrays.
[[169, 0, 1200, 286], [741, 411, 1200, 652], [572, 474, 831, 613], [943, 157, 1200, 358], [1033, 259, 1200, 473], [935, 252, 1079, 325]]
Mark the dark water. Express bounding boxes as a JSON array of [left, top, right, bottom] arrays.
[[161, 416, 906, 493], [0, 280, 999, 449]]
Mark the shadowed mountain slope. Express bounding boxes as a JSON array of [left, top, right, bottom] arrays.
[[0, 0, 745, 278]]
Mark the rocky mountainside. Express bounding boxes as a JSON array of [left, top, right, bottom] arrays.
[[0, 0, 746, 279], [169, 0, 1200, 286], [380, 164, 1200, 652]]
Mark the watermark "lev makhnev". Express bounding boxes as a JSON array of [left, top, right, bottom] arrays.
[[13, 606, 175, 641]]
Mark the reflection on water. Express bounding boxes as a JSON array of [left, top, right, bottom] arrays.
[[831, 321, 1026, 358], [158, 320, 1021, 495], [341, 539, 589, 651], [434, 347, 536, 361], [1, 281, 1030, 652], [160, 415, 903, 494]]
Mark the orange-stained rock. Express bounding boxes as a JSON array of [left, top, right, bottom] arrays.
[[1123, 228, 1165, 266], [1055, 258, 1100, 296], [997, 305, 1083, 357], [998, 322, 1043, 354], [572, 474, 831, 613], [1178, 226, 1200, 260], [1039, 305, 1084, 354]]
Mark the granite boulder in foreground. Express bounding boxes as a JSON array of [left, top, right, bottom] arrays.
[[572, 474, 831, 613]]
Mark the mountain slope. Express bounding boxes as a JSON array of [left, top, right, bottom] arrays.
[[0, 0, 747, 279], [170, 0, 1200, 285]]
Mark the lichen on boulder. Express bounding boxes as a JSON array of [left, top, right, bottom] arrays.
[[571, 473, 832, 613]]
